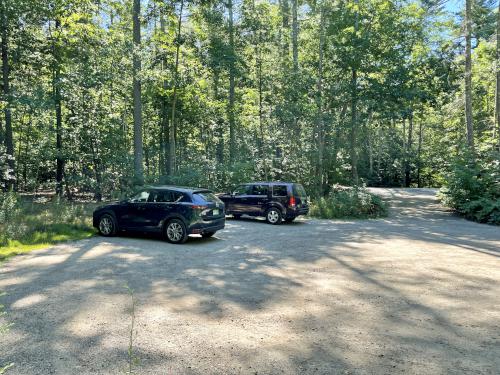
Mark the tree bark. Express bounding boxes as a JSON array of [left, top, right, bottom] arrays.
[[465, 0, 474, 151], [169, 0, 184, 176], [227, 0, 236, 165], [1, 0, 14, 190], [132, 0, 144, 185]]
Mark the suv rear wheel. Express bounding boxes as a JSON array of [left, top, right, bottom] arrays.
[[165, 219, 188, 244], [265, 208, 282, 225]]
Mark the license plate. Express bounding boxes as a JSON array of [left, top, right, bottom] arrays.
[[213, 209, 219, 215]]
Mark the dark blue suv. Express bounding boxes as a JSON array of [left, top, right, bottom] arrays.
[[92, 186, 225, 244], [218, 182, 309, 224]]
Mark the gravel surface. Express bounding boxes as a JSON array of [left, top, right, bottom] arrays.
[[1, 188, 499, 374]]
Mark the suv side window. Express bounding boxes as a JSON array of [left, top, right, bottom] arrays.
[[250, 184, 269, 196], [149, 190, 185, 203], [130, 190, 150, 203], [233, 185, 250, 196], [272, 185, 288, 197]]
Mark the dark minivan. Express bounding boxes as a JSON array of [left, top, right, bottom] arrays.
[[219, 182, 309, 224], [93, 186, 225, 244]]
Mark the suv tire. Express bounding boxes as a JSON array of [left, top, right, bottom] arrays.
[[165, 219, 188, 244], [98, 214, 117, 236], [265, 207, 282, 225]]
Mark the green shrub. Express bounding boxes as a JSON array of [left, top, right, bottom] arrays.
[[439, 151, 500, 225], [309, 186, 388, 219]]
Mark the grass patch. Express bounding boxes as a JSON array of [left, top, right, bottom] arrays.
[[0, 225, 95, 261], [0, 193, 98, 262], [310, 186, 388, 219]]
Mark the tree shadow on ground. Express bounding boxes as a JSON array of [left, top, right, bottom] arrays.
[[0, 189, 499, 374]]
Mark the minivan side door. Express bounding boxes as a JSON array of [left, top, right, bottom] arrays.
[[247, 184, 270, 215]]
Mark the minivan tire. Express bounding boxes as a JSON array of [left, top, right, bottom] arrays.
[[265, 208, 282, 225], [165, 219, 188, 244]]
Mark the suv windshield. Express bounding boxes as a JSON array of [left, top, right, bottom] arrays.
[[194, 191, 223, 204]]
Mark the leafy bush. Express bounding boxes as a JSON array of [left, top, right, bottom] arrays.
[[309, 185, 388, 219], [439, 152, 500, 225]]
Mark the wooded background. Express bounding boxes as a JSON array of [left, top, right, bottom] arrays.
[[0, 0, 499, 199]]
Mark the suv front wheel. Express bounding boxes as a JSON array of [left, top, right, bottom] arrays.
[[265, 208, 282, 225]]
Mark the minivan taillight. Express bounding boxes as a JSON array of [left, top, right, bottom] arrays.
[[289, 196, 296, 207]]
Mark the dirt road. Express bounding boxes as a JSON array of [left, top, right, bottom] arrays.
[[1, 188, 499, 374]]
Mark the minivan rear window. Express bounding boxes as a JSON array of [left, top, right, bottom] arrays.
[[194, 191, 223, 204], [272, 185, 288, 197]]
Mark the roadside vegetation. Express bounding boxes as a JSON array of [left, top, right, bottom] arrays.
[[440, 151, 500, 225], [310, 186, 388, 219], [0, 193, 96, 261]]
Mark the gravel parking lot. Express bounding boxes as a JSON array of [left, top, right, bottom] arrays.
[[1, 188, 499, 374]]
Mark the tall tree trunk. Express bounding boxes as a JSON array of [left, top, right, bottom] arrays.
[[496, 0, 500, 149], [291, 0, 298, 72], [405, 110, 413, 187], [367, 110, 373, 178], [159, 8, 170, 176], [214, 71, 224, 164], [350, 0, 359, 185], [53, 18, 64, 196], [132, 0, 144, 185], [227, 0, 236, 164], [1, 0, 14, 190], [350, 68, 358, 185], [291, 0, 300, 141], [316, 4, 325, 195], [280, 0, 290, 56], [169, 0, 184, 175], [464, 0, 474, 151], [257, 31, 268, 178], [417, 119, 423, 188]]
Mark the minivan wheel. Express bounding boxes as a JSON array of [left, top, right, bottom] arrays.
[[165, 219, 188, 244], [265, 208, 282, 225], [98, 214, 117, 236]]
